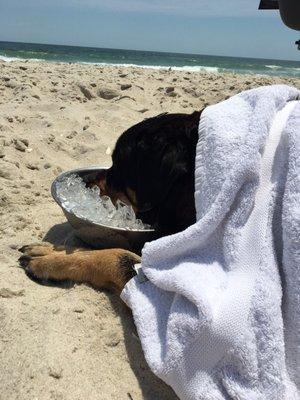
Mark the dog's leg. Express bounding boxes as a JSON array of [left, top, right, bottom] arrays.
[[19, 244, 140, 294]]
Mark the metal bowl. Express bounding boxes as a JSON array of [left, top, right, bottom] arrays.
[[51, 166, 156, 252]]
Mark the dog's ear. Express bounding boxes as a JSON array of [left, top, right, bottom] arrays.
[[184, 111, 202, 138], [135, 111, 201, 212], [136, 142, 186, 210]]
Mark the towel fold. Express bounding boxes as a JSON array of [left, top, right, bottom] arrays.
[[121, 85, 300, 400]]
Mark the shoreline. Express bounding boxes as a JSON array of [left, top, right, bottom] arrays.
[[0, 56, 221, 73], [0, 45, 300, 78], [0, 56, 299, 79]]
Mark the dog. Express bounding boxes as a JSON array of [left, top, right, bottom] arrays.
[[19, 110, 202, 294]]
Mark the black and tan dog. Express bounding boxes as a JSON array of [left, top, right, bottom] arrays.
[[19, 111, 202, 294]]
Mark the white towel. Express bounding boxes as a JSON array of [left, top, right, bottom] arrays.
[[121, 85, 300, 400]]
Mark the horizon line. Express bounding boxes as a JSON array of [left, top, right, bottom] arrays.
[[0, 39, 298, 63]]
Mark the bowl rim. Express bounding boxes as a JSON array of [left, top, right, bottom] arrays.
[[51, 166, 155, 233]]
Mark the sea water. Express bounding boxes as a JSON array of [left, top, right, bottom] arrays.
[[0, 41, 299, 77]]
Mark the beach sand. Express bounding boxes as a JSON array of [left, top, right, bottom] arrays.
[[0, 59, 299, 400]]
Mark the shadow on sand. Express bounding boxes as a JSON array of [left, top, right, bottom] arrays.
[[39, 221, 177, 400]]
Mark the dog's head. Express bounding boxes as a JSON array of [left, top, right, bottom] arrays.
[[105, 111, 201, 235]]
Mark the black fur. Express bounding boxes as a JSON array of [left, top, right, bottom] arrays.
[[118, 254, 138, 282], [106, 111, 202, 235]]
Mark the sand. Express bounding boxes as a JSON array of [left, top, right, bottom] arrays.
[[0, 59, 299, 400]]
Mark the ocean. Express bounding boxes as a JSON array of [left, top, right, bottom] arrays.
[[0, 41, 299, 78]]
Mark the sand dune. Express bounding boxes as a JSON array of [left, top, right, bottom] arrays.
[[0, 59, 299, 400]]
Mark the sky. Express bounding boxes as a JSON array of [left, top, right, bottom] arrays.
[[0, 0, 299, 61]]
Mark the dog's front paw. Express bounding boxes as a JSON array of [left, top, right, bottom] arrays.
[[18, 254, 49, 280], [18, 243, 55, 280], [19, 243, 53, 257]]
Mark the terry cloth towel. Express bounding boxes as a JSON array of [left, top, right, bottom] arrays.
[[121, 85, 300, 400]]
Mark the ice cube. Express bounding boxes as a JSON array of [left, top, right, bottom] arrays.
[[56, 174, 152, 230], [101, 196, 116, 219]]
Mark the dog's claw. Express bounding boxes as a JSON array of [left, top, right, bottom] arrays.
[[18, 245, 28, 253]]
